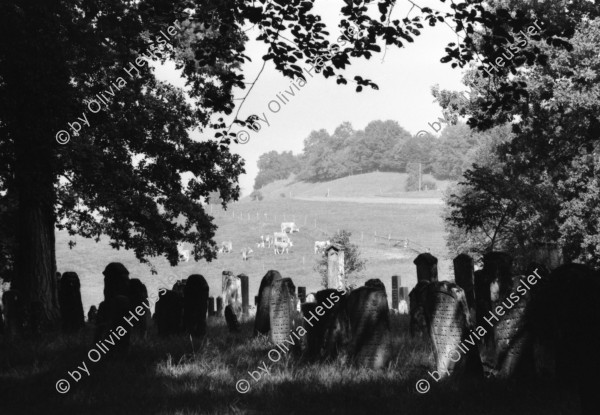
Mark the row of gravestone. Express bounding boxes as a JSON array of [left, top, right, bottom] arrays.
[[408, 250, 600, 394], [253, 270, 394, 369]]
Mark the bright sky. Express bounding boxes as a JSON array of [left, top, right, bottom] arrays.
[[155, 0, 467, 196]]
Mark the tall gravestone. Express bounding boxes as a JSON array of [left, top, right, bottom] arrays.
[[208, 297, 215, 317], [414, 253, 438, 282], [59, 272, 85, 332], [409, 281, 431, 337], [154, 289, 183, 336], [253, 270, 282, 336], [239, 274, 249, 317], [96, 263, 131, 352], [269, 278, 296, 344], [216, 296, 223, 316], [346, 285, 392, 369], [223, 274, 242, 331], [391, 275, 399, 311], [301, 302, 322, 358], [326, 244, 345, 290], [425, 281, 480, 378], [453, 254, 475, 310], [316, 289, 350, 360], [184, 274, 209, 337]]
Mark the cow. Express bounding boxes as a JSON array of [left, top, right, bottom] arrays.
[[219, 241, 233, 253], [314, 240, 330, 254], [177, 242, 190, 262], [281, 222, 299, 233], [256, 241, 265, 248], [274, 240, 293, 254], [264, 235, 274, 248], [241, 247, 253, 261]]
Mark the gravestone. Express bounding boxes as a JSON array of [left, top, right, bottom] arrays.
[[399, 287, 409, 301], [326, 244, 345, 289], [364, 278, 385, 291], [391, 275, 399, 311], [58, 272, 85, 332], [87, 305, 98, 324], [102, 262, 130, 300], [154, 289, 183, 336], [216, 296, 223, 316], [453, 254, 475, 309], [425, 281, 480, 378], [208, 297, 215, 317], [414, 253, 438, 282], [95, 294, 131, 355], [172, 279, 186, 297], [409, 281, 431, 337], [532, 241, 562, 271], [316, 289, 350, 360], [346, 286, 392, 369], [127, 278, 151, 337], [298, 286, 306, 304], [253, 270, 282, 336], [239, 274, 249, 316], [184, 274, 209, 337], [254, 295, 258, 306], [222, 274, 242, 331], [492, 274, 534, 378], [269, 278, 296, 344]]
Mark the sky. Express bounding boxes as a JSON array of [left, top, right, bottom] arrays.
[[155, 0, 468, 196]]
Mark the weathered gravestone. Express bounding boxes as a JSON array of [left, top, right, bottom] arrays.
[[346, 285, 392, 369], [269, 278, 296, 344], [326, 244, 345, 289], [95, 294, 131, 355], [207, 297, 215, 317], [409, 281, 430, 337], [154, 289, 183, 336], [477, 252, 513, 373], [490, 274, 534, 378], [304, 289, 349, 360], [239, 274, 249, 316], [253, 270, 282, 336], [58, 272, 85, 332], [223, 273, 242, 331], [391, 275, 399, 311], [425, 281, 481, 378], [184, 274, 209, 337], [127, 278, 151, 337], [453, 254, 475, 310], [414, 253, 438, 283]]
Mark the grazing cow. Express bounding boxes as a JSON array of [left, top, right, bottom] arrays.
[[274, 240, 293, 254], [264, 235, 274, 248], [219, 240, 233, 254], [241, 247, 253, 261], [58, 272, 85, 332], [127, 279, 151, 337], [177, 242, 190, 262], [256, 241, 265, 248], [314, 240, 330, 254], [154, 289, 184, 336], [88, 305, 98, 323], [183, 274, 209, 337], [281, 222, 299, 233]]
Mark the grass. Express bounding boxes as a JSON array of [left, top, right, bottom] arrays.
[[0, 315, 579, 415], [56, 197, 451, 315]]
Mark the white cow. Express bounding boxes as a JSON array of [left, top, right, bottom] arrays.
[[241, 247, 253, 261], [219, 241, 233, 254], [264, 235, 274, 248], [177, 242, 190, 262], [281, 222, 300, 233], [314, 240, 330, 254], [274, 240, 293, 254], [256, 241, 265, 248]]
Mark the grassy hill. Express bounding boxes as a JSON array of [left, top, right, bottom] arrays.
[[253, 172, 452, 200], [56, 174, 452, 314]]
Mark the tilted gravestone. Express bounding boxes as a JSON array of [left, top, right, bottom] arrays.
[[239, 274, 249, 316], [453, 254, 475, 310], [414, 253, 438, 283], [253, 270, 282, 336], [223, 274, 242, 332], [183, 274, 209, 337], [391, 275, 399, 311], [59, 272, 85, 333], [346, 285, 392, 369], [425, 281, 481, 378], [269, 278, 296, 344]]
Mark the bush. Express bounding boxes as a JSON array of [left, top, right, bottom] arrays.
[[250, 190, 263, 201]]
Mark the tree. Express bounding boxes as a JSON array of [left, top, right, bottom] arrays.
[[254, 151, 300, 189], [315, 230, 366, 288]]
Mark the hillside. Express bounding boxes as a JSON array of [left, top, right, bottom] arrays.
[[252, 172, 453, 201]]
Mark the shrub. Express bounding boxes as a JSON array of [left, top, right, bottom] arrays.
[[250, 190, 263, 201]]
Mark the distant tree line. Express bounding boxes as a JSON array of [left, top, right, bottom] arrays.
[[253, 119, 482, 189]]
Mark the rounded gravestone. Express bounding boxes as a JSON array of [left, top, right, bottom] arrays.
[[253, 270, 282, 336], [184, 274, 209, 337], [269, 278, 296, 344], [59, 272, 85, 332]]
